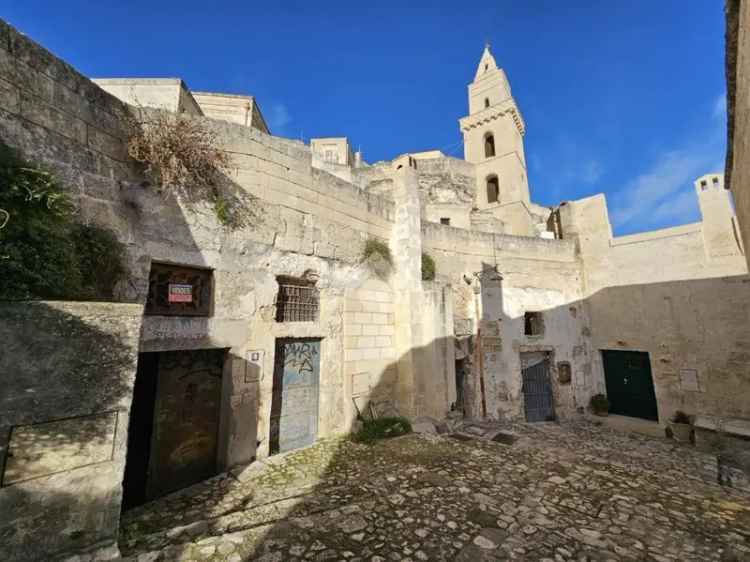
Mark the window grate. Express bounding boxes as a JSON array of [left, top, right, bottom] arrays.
[[276, 280, 319, 322]]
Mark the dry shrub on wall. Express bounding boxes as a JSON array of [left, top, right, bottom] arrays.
[[127, 111, 255, 228], [127, 111, 230, 196]]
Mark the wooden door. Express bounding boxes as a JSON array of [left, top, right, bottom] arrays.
[[147, 349, 224, 499], [602, 350, 658, 421]]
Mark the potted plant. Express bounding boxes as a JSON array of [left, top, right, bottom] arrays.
[[669, 411, 693, 443], [590, 394, 610, 416]]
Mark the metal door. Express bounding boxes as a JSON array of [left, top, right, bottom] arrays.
[[147, 349, 224, 499], [602, 350, 658, 421], [270, 339, 320, 455], [522, 359, 555, 422]]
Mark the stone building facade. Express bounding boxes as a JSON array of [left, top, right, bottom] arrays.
[[0, 19, 749, 560]]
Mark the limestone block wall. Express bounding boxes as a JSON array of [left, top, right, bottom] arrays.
[[422, 222, 590, 420], [0, 302, 143, 562], [0, 15, 429, 469], [343, 279, 398, 427], [560, 192, 750, 424], [412, 156, 476, 206], [587, 277, 750, 421], [726, 0, 750, 272], [92, 78, 203, 115], [412, 284, 457, 419]]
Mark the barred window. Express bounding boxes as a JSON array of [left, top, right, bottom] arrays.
[[145, 262, 213, 316], [275, 276, 319, 322]]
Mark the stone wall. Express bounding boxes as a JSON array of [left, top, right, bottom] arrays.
[[421, 221, 590, 420], [726, 0, 750, 272], [344, 278, 399, 425], [0, 19, 452, 559], [0, 302, 142, 561], [560, 191, 750, 424]]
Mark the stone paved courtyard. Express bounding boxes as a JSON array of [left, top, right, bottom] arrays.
[[119, 421, 750, 562]]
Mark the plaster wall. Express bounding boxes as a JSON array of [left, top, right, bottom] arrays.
[[421, 223, 591, 421], [92, 78, 202, 115], [560, 190, 750, 425], [192, 91, 269, 133]]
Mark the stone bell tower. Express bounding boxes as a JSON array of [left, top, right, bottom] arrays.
[[460, 45, 532, 234]]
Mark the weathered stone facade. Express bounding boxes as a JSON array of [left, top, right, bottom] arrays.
[[0, 16, 749, 560]]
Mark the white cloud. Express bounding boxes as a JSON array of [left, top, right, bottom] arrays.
[[648, 188, 700, 227], [713, 94, 727, 120], [581, 159, 603, 184], [267, 103, 292, 135], [609, 95, 726, 232]]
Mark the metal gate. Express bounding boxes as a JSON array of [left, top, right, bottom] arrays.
[[522, 359, 555, 422], [147, 349, 224, 499], [270, 338, 321, 455]]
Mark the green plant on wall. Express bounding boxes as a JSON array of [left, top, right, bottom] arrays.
[[0, 140, 127, 301], [362, 238, 393, 268], [421, 252, 436, 281]]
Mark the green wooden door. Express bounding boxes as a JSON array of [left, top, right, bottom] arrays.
[[601, 350, 659, 421]]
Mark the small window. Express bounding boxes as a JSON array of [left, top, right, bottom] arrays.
[[484, 134, 495, 158], [440, 217, 451, 225], [484, 98, 490, 108], [486, 175, 499, 204], [700, 180, 708, 190], [712, 176, 719, 185], [524, 311, 544, 336], [557, 362, 572, 385], [145, 262, 213, 317], [484, 63, 489, 71], [276, 276, 319, 322]]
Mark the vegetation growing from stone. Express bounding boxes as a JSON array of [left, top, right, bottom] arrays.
[[421, 252, 436, 281], [0, 141, 127, 300], [127, 111, 247, 227], [362, 238, 393, 266], [353, 416, 412, 444], [589, 393, 610, 414], [127, 111, 230, 194]]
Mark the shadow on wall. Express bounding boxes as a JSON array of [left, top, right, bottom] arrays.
[[0, 301, 142, 562], [585, 274, 750, 421], [118, 336, 463, 560], [118, 270, 750, 560]]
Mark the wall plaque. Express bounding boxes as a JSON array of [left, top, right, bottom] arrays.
[[679, 368, 700, 392], [245, 350, 264, 382], [2, 412, 117, 486]]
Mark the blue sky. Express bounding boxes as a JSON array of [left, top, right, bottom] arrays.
[[3, 1, 727, 235]]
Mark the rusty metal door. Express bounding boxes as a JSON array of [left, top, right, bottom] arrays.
[[522, 359, 555, 422], [147, 349, 225, 499], [269, 339, 320, 455]]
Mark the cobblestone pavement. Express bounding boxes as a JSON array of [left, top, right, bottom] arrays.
[[119, 420, 750, 561]]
